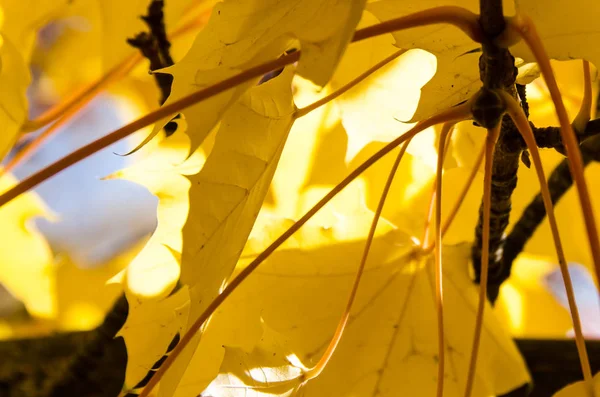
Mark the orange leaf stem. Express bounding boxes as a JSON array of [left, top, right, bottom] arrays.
[[422, 141, 485, 255], [501, 91, 594, 395], [508, 15, 600, 298], [295, 49, 407, 118], [463, 123, 500, 397], [353, 6, 482, 44], [421, 127, 455, 248], [305, 138, 412, 381], [433, 122, 456, 397], [442, 142, 485, 238], [21, 54, 141, 134], [573, 60, 593, 133]]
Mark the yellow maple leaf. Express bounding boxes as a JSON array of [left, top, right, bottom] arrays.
[[5, 0, 600, 395], [118, 285, 191, 390], [54, 241, 142, 331], [0, 172, 54, 319], [148, 0, 367, 154], [367, 0, 491, 122], [111, 123, 205, 300], [194, 225, 529, 397], [512, 0, 600, 70], [0, 35, 28, 161], [0, 0, 69, 59], [117, 67, 297, 394], [156, 66, 297, 397]]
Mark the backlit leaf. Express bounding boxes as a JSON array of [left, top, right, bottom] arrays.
[[513, 0, 600, 70], [0, 35, 29, 161], [158, 66, 297, 397], [202, 225, 529, 396], [330, 11, 437, 163], [0, 172, 54, 318], [118, 285, 190, 390], [152, 0, 367, 154], [367, 0, 484, 122], [112, 124, 205, 300]]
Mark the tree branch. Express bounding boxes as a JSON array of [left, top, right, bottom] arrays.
[[469, 2, 600, 302], [46, 295, 128, 396], [479, 0, 505, 39], [471, 0, 521, 301], [498, 133, 600, 291], [127, 0, 174, 106]]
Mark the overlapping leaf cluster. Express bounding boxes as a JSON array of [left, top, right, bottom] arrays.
[[1, 0, 600, 396]]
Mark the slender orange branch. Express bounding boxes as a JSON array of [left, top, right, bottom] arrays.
[[501, 91, 594, 395], [295, 49, 407, 118], [422, 140, 485, 256], [463, 123, 499, 397], [305, 139, 412, 381], [508, 14, 600, 297], [433, 122, 456, 397], [137, 102, 474, 397], [353, 6, 482, 44], [573, 60, 593, 133], [21, 54, 141, 133], [422, 127, 455, 248], [5, 98, 93, 175], [421, 181, 437, 249]]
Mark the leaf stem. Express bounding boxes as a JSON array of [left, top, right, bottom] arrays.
[[421, 129, 455, 248], [573, 60, 593, 133], [423, 140, 486, 255], [305, 139, 412, 381], [136, 102, 474, 397], [21, 54, 141, 133], [508, 14, 600, 304], [443, 143, 485, 238], [502, 91, 594, 395], [294, 49, 407, 118], [434, 122, 456, 397], [464, 122, 500, 397], [353, 6, 483, 44]]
